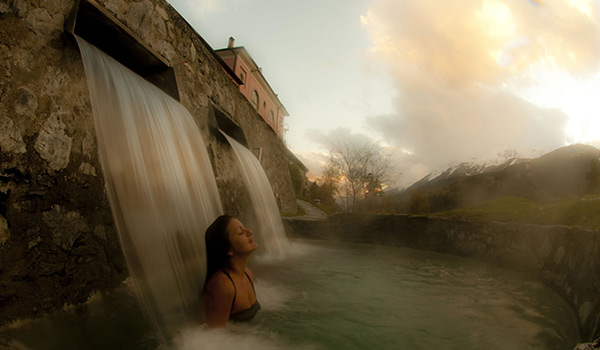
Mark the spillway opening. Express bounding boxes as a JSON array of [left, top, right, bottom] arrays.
[[209, 104, 249, 148], [66, 0, 180, 101]]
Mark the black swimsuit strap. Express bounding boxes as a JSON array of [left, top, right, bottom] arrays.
[[222, 269, 237, 316], [244, 271, 257, 296], [222, 269, 256, 316]]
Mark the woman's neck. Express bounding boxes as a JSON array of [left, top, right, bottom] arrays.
[[227, 255, 250, 275]]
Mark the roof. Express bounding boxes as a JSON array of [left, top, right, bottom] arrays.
[[214, 46, 289, 117]]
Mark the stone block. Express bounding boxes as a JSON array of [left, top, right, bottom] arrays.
[[34, 115, 72, 171]]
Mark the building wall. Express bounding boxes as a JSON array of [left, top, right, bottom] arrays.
[[0, 0, 297, 324], [217, 49, 286, 137], [235, 58, 285, 136]]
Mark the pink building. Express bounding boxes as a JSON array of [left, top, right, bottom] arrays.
[[215, 38, 289, 138]]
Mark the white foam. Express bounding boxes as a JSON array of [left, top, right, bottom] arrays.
[[253, 280, 292, 311], [172, 324, 314, 350]]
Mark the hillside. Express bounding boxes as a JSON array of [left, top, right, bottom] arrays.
[[394, 144, 600, 213]]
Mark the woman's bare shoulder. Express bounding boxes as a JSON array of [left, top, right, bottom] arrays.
[[205, 271, 235, 295]]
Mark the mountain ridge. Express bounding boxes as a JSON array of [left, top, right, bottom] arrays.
[[395, 143, 600, 212]]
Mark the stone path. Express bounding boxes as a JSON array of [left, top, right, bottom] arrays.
[[296, 199, 327, 221]]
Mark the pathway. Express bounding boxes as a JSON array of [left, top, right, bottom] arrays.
[[295, 199, 327, 221]]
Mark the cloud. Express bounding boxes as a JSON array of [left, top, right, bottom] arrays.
[[306, 127, 378, 150], [366, 81, 569, 168], [362, 0, 600, 86], [357, 0, 599, 186], [293, 151, 327, 181]]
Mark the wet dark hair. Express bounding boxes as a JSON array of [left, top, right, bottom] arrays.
[[204, 214, 234, 285]]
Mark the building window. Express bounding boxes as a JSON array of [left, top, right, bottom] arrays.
[[238, 67, 247, 84], [263, 101, 267, 110], [251, 90, 259, 109], [268, 110, 274, 123]]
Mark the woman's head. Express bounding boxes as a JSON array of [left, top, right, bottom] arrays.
[[204, 215, 258, 281]]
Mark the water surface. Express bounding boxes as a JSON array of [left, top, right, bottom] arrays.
[[0, 240, 579, 350], [252, 240, 579, 350]]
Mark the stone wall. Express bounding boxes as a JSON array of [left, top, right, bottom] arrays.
[[0, 0, 297, 324], [284, 214, 600, 343]]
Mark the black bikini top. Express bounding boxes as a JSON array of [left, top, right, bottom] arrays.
[[222, 269, 261, 322]]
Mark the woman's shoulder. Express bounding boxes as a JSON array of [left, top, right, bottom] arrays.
[[205, 270, 235, 296]]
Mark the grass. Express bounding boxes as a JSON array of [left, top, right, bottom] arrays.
[[433, 196, 600, 231], [313, 202, 339, 215]]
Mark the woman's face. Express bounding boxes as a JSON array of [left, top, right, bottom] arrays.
[[226, 218, 258, 256]]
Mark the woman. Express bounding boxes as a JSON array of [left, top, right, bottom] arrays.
[[202, 214, 261, 327]]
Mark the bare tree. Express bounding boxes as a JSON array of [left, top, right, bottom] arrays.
[[322, 140, 392, 212]]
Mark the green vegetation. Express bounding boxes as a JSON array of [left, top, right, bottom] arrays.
[[308, 182, 339, 214], [407, 190, 431, 215], [288, 162, 305, 197], [312, 200, 339, 215], [432, 196, 600, 231]]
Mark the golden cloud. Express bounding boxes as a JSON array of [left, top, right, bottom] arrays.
[[362, 0, 600, 87]]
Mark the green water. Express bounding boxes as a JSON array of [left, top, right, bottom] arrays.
[[252, 240, 580, 349], [0, 240, 580, 350]]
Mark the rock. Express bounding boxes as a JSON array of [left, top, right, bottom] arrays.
[[0, 215, 9, 246], [104, 0, 128, 15], [0, 0, 27, 18], [12, 0, 27, 17], [14, 86, 37, 116], [81, 133, 95, 158], [71, 245, 94, 256], [0, 115, 26, 154], [152, 10, 166, 37], [573, 337, 600, 350], [0, 2, 11, 16], [125, 1, 153, 40], [93, 225, 107, 241], [25, 8, 57, 35], [78, 162, 96, 176], [42, 205, 88, 250], [34, 114, 72, 171], [154, 4, 169, 21], [27, 236, 42, 250], [38, 261, 64, 276]]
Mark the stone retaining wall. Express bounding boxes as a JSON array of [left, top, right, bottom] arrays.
[[0, 0, 297, 324], [283, 213, 600, 342]]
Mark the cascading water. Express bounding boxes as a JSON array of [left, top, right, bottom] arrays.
[[221, 131, 290, 256], [75, 36, 223, 335]]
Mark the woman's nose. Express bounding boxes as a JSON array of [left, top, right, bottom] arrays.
[[246, 228, 253, 236]]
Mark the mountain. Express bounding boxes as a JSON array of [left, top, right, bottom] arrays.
[[394, 144, 600, 212]]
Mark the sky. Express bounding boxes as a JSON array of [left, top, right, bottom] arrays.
[[167, 0, 600, 189]]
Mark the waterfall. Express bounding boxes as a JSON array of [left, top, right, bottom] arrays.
[[221, 131, 290, 256], [75, 36, 223, 334]]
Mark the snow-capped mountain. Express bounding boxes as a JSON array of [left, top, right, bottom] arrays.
[[394, 144, 600, 212]]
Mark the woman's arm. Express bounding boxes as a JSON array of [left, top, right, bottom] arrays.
[[202, 272, 235, 327]]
